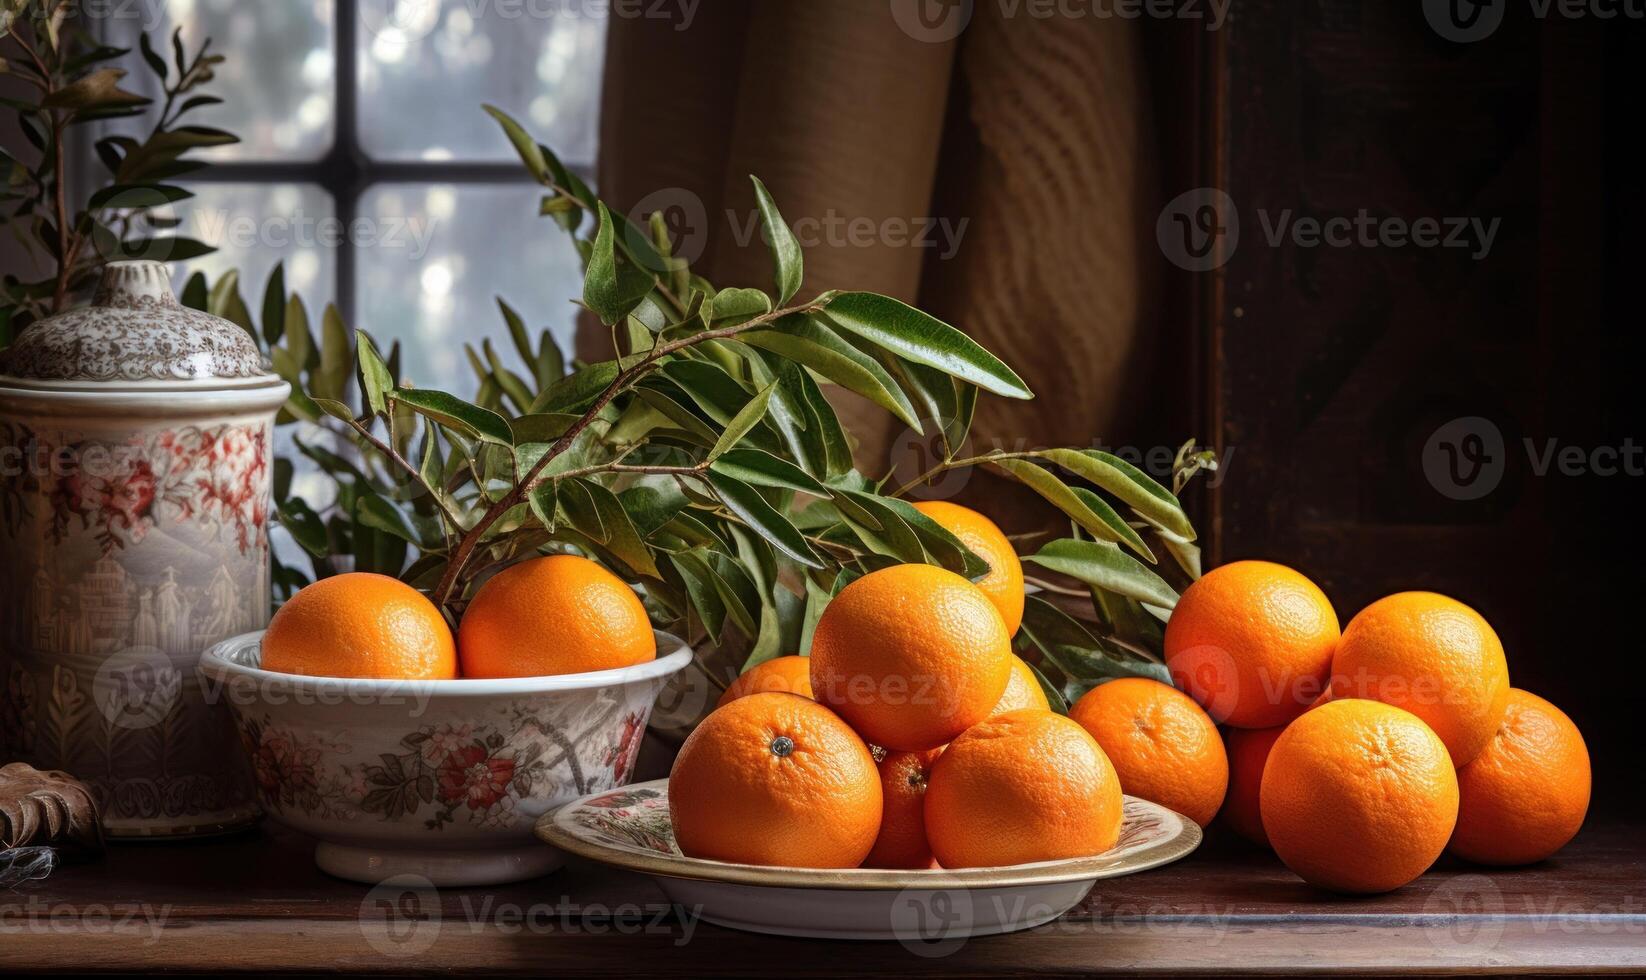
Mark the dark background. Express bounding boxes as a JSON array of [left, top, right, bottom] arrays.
[[1141, 2, 1644, 809]]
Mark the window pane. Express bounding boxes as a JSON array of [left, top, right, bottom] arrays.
[[164, 183, 337, 310], [355, 184, 583, 393], [357, 1, 604, 163], [97, 0, 335, 161]]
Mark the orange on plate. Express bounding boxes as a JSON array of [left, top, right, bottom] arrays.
[[910, 501, 1025, 635], [668, 692, 881, 868], [1261, 699, 1458, 893], [924, 709, 1123, 868], [1069, 677, 1228, 827], [457, 554, 655, 678], [809, 564, 1012, 752], [992, 655, 1052, 716], [262, 572, 456, 680], [1331, 591, 1509, 766], [1220, 724, 1285, 846], [719, 655, 813, 708], [861, 748, 944, 869], [1164, 560, 1339, 729], [1449, 689, 1590, 865]]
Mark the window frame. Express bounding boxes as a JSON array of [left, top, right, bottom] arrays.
[[171, 0, 595, 323]]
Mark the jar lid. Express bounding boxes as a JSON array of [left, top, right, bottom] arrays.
[[0, 260, 273, 386]]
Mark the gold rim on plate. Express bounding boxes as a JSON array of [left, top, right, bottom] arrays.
[[535, 778, 1202, 890]]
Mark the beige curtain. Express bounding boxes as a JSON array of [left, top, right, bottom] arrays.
[[596, 0, 1158, 532]]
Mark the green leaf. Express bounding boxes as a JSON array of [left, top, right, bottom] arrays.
[[356, 331, 393, 417], [991, 458, 1144, 554], [260, 263, 285, 345], [708, 382, 775, 459], [1069, 486, 1154, 561], [1024, 539, 1180, 610], [392, 388, 513, 446], [355, 493, 420, 546], [584, 202, 654, 326], [527, 480, 557, 530], [703, 472, 822, 569], [1017, 596, 1171, 697], [276, 498, 327, 557], [710, 286, 773, 323], [482, 104, 548, 181], [750, 175, 802, 305], [283, 295, 313, 370], [671, 551, 730, 642], [313, 304, 352, 401], [740, 315, 921, 431], [821, 292, 1032, 399], [709, 448, 829, 495], [530, 360, 618, 414], [178, 271, 207, 311], [1040, 449, 1194, 540], [41, 68, 146, 110], [560, 478, 660, 578]]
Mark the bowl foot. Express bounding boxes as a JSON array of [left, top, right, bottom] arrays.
[[315, 841, 563, 886]]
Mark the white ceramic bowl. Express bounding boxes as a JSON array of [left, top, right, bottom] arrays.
[[198, 630, 691, 886]]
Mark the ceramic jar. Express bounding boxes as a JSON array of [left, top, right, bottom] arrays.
[[0, 260, 289, 838]]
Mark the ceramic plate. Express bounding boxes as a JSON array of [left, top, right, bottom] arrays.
[[536, 778, 1200, 940]]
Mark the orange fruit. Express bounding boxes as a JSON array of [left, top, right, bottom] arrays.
[[457, 554, 655, 678], [718, 655, 813, 708], [992, 655, 1051, 715], [1449, 689, 1589, 865], [924, 709, 1123, 868], [668, 692, 881, 867], [861, 748, 944, 869], [809, 564, 1012, 752], [1164, 560, 1340, 728], [1261, 699, 1458, 893], [1220, 724, 1285, 846], [1068, 677, 1227, 827], [262, 572, 456, 680], [910, 501, 1024, 635], [1331, 591, 1510, 766]]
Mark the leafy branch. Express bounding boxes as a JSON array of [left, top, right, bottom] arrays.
[[0, 0, 233, 339], [179, 103, 1206, 710]]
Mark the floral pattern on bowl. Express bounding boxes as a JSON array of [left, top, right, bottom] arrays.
[[199, 630, 691, 886]]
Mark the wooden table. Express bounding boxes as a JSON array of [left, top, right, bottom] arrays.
[[2, 817, 1641, 976]]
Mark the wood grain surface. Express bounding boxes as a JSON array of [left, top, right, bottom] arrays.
[[1, 817, 1639, 976]]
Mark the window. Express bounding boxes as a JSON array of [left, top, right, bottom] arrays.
[[98, 0, 606, 392]]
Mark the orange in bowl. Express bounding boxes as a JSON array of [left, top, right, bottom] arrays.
[[809, 563, 1012, 752], [910, 501, 1025, 635], [669, 692, 882, 868], [924, 709, 1123, 868], [261, 572, 456, 680], [458, 554, 655, 678]]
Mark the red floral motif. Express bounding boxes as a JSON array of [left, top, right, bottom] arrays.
[[437, 744, 518, 810], [604, 711, 647, 784], [8, 422, 270, 556]]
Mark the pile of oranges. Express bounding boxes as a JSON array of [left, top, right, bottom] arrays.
[[1169, 561, 1590, 891], [259, 553, 658, 680], [671, 512, 1591, 888]]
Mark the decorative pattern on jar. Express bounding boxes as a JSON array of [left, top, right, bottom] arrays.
[[0, 261, 289, 838]]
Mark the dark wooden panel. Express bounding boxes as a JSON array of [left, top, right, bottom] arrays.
[[1212, 1, 1645, 807]]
